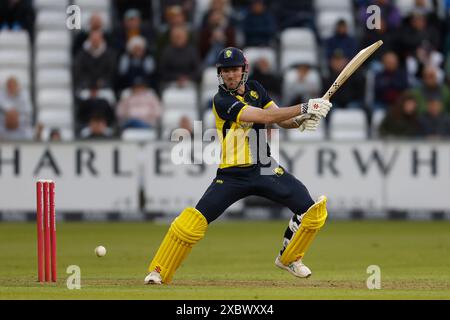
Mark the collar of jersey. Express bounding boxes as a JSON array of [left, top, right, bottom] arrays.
[[218, 83, 250, 97]]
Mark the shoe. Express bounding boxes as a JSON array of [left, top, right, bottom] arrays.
[[144, 271, 162, 285], [275, 256, 312, 278]]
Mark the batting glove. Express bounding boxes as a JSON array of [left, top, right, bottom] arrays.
[[293, 114, 321, 132], [302, 98, 332, 118]]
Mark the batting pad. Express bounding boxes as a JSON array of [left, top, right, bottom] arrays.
[[280, 196, 328, 265], [148, 207, 208, 283]]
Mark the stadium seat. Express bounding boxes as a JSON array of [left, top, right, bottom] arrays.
[[37, 89, 73, 111], [329, 109, 367, 140], [243, 47, 277, 72], [122, 128, 158, 142], [281, 50, 318, 70], [74, 0, 110, 11], [201, 67, 218, 92], [0, 69, 30, 91], [0, 51, 30, 68], [316, 11, 355, 39], [78, 88, 116, 106], [202, 109, 215, 129], [161, 110, 198, 139], [38, 110, 73, 128], [193, 0, 212, 27], [371, 109, 386, 139], [36, 69, 71, 90], [395, 0, 427, 16], [0, 31, 30, 50], [280, 28, 317, 52], [36, 11, 68, 30], [36, 50, 70, 69], [200, 89, 216, 111], [200, 68, 217, 108], [314, 0, 352, 11], [282, 67, 322, 104], [36, 31, 71, 50], [162, 87, 198, 111], [34, 0, 68, 10]]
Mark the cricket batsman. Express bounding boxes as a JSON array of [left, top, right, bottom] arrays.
[[145, 47, 331, 284]]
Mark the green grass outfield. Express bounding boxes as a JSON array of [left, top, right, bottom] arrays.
[[0, 221, 449, 300]]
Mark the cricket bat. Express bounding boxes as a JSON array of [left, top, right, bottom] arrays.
[[322, 40, 383, 101]]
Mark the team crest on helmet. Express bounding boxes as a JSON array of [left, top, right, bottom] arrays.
[[225, 49, 233, 58]]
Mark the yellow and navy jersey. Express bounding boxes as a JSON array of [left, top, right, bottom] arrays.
[[212, 80, 273, 169]]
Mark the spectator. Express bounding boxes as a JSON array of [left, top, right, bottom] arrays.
[[379, 92, 421, 138], [444, 28, 450, 58], [49, 128, 62, 142], [80, 112, 114, 140], [116, 77, 162, 130], [179, 115, 193, 136], [73, 13, 111, 56], [271, 0, 314, 30], [115, 0, 153, 22], [250, 57, 281, 102], [76, 82, 115, 133], [322, 50, 365, 109], [242, 0, 276, 47], [0, 0, 34, 36], [322, 50, 367, 134], [114, 8, 154, 54], [117, 35, 157, 92], [361, 17, 396, 71], [374, 51, 409, 109], [73, 30, 116, 90], [0, 77, 33, 141], [160, 0, 196, 23], [157, 5, 194, 58], [201, 0, 234, 29], [410, 0, 442, 32], [198, 10, 236, 66], [325, 19, 358, 61], [406, 40, 444, 86], [159, 26, 200, 87], [397, 10, 440, 59], [418, 96, 450, 138], [410, 66, 450, 113], [445, 52, 450, 85], [282, 63, 320, 105]]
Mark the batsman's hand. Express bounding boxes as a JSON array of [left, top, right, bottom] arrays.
[[306, 98, 332, 118], [293, 114, 321, 132]]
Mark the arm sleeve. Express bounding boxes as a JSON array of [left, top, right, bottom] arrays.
[[213, 94, 248, 122]]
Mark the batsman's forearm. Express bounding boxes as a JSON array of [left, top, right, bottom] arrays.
[[264, 104, 305, 124]]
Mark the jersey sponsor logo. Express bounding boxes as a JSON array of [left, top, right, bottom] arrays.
[[215, 179, 224, 184]]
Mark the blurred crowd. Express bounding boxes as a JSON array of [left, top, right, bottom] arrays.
[[0, 0, 450, 142]]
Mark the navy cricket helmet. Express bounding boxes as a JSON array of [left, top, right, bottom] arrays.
[[216, 47, 249, 93]]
